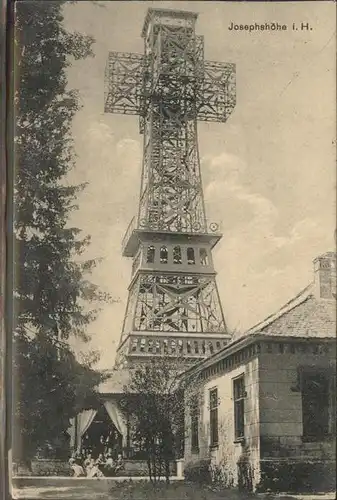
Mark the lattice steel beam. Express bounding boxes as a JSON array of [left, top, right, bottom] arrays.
[[104, 54, 236, 124], [104, 52, 143, 115], [123, 274, 225, 334]]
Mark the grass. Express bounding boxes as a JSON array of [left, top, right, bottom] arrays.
[[13, 479, 336, 500], [110, 481, 237, 500], [107, 481, 320, 500]]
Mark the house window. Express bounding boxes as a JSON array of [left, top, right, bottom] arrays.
[[146, 245, 155, 263], [209, 388, 219, 447], [187, 247, 195, 265], [233, 375, 245, 440], [160, 246, 168, 264], [173, 246, 182, 264], [302, 370, 330, 441], [190, 399, 199, 451], [200, 248, 209, 266]]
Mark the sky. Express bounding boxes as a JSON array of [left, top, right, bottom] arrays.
[[62, 1, 336, 369]]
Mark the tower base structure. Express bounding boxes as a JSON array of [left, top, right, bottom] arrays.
[[115, 228, 231, 368]]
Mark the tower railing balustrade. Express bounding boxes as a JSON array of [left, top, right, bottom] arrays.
[[129, 335, 228, 357], [122, 215, 222, 256], [121, 216, 136, 255]]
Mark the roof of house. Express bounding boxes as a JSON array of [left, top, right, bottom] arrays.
[[233, 282, 336, 341], [181, 283, 336, 378], [181, 253, 336, 378]]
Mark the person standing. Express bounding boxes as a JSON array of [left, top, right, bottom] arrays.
[[97, 435, 105, 456]]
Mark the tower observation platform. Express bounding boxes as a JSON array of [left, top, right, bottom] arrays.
[[104, 8, 236, 367]]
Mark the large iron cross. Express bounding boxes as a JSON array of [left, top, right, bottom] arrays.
[[104, 8, 236, 236], [104, 8, 236, 131]]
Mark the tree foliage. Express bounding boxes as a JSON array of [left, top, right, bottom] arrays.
[[13, 335, 102, 461], [13, 1, 110, 461], [121, 359, 197, 484], [14, 1, 107, 342]]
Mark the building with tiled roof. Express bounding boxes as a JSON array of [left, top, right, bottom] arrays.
[[246, 251, 336, 340], [183, 251, 336, 492]]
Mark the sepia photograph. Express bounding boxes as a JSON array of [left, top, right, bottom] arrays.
[[10, 1, 336, 499]]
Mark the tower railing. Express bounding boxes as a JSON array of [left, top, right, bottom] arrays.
[[121, 216, 136, 254], [121, 215, 222, 255]]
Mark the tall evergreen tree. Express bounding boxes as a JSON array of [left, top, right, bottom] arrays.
[[13, 1, 111, 462]]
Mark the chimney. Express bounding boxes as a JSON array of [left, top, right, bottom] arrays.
[[313, 252, 336, 299]]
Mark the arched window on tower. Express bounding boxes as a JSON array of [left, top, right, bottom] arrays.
[[187, 247, 195, 265], [200, 248, 209, 266], [173, 246, 182, 264], [160, 246, 168, 264], [147, 245, 155, 263]]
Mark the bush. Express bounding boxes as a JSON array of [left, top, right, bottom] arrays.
[[256, 460, 336, 493], [210, 461, 234, 489], [237, 458, 253, 492], [184, 458, 212, 485]]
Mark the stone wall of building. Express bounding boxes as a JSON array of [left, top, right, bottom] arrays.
[[184, 356, 260, 488], [184, 338, 336, 491], [258, 341, 336, 491], [258, 342, 336, 458]]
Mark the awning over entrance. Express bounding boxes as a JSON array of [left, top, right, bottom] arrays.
[[67, 398, 128, 451], [103, 400, 127, 441]]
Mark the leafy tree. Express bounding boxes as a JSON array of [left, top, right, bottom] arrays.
[[13, 1, 111, 463], [121, 358, 197, 484]]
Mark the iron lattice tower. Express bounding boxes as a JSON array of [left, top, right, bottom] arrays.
[[104, 9, 236, 366]]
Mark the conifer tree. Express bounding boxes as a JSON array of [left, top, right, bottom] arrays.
[[13, 1, 110, 462]]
